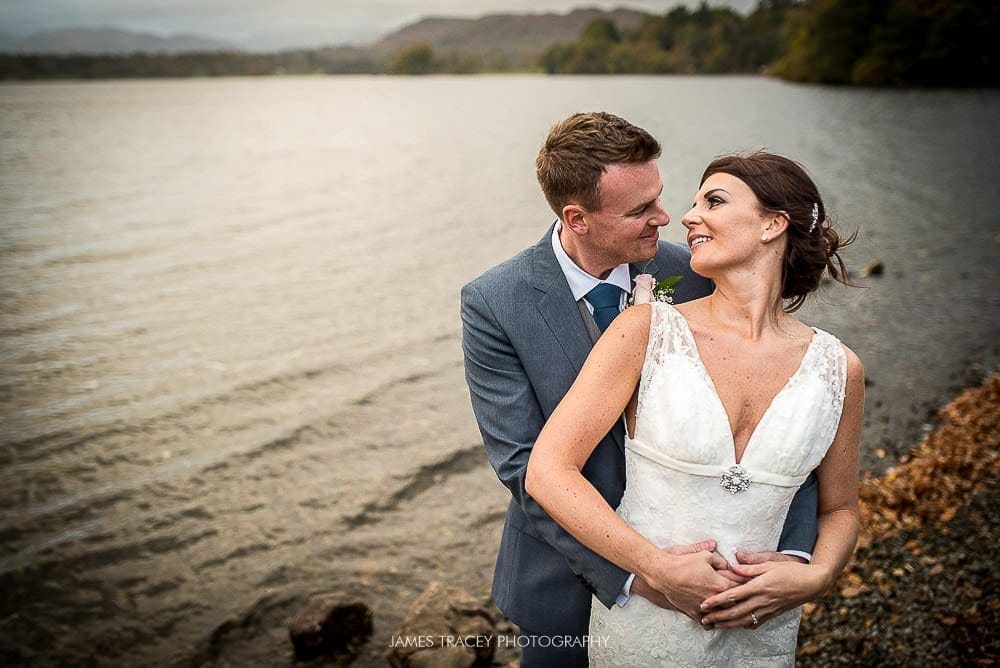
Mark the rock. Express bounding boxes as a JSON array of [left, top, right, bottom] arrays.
[[387, 582, 497, 668], [288, 594, 373, 661], [860, 260, 884, 277], [408, 645, 476, 668]]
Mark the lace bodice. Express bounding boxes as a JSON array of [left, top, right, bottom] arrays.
[[590, 303, 847, 667]]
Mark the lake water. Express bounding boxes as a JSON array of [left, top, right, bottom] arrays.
[[1, 75, 998, 665]]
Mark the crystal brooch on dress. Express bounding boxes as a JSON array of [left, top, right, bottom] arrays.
[[720, 465, 751, 494]]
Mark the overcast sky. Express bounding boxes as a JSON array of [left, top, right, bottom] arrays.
[[0, 0, 758, 51]]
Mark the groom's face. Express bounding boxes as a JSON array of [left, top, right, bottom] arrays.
[[583, 160, 670, 266]]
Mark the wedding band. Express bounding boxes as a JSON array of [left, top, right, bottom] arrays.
[[750, 611, 759, 626]]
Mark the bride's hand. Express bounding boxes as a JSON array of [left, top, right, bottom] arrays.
[[640, 549, 733, 622], [697, 561, 830, 629]]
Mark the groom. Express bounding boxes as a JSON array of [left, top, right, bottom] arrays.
[[461, 112, 818, 666]]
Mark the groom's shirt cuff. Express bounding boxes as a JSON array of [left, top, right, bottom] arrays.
[[781, 549, 812, 562], [616, 573, 636, 607]]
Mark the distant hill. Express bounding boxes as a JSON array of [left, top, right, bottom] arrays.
[[0, 10, 651, 62], [372, 8, 650, 67], [0, 27, 239, 55]]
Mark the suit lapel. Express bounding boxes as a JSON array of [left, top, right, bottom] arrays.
[[530, 227, 593, 374], [629, 256, 660, 282], [531, 225, 625, 454]]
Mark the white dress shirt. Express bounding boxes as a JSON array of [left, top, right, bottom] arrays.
[[551, 223, 632, 312]]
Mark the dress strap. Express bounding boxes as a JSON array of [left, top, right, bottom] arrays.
[[635, 304, 693, 423]]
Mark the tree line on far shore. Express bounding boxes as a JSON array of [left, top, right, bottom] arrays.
[[535, 0, 997, 86], [1, 1, 996, 87], [0, 48, 379, 79]]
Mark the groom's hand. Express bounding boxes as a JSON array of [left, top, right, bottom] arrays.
[[632, 540, 720, 612], [714, 550, 807, 585], [736, 550, 808, 565], [666, 539, 718, 557]]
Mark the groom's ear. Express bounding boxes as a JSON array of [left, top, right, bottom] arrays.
[[562, 204, 588, 235]]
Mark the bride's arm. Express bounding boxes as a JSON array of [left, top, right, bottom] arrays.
[[526, 304, 730, 618], [700, 344, 865, 628], [801, 345, 864, 583]]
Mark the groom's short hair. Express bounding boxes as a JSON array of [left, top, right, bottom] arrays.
[[536, 111, 661, 219]]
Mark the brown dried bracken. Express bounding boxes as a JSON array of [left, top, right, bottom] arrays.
[[856, 372, 998, 544]]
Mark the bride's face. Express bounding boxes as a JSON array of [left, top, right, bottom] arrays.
[[681, 173, 773, 277]]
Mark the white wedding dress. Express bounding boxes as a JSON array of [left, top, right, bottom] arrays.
[[590, 303, 846, 667]]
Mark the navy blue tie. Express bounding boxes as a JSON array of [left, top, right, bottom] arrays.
[[586, 283, 623, 332]]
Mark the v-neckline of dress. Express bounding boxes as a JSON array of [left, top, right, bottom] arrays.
[[669, 307, 819, 467]]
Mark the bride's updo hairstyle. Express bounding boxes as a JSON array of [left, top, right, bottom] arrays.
[[701, 151, 856, 312]]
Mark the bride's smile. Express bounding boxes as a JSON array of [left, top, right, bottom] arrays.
[[688, 233, 713, 247]]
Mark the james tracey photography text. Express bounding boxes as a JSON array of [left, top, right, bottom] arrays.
[[389, 634, 611, 649]]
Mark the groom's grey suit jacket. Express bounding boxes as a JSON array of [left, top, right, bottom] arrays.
[[460, 225, 818, 637]]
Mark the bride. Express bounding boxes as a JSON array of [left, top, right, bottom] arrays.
[[526, 151, 864, 666]]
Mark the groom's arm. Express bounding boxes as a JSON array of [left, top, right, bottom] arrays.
[[774, 472, 819, 559], [461, 282, 629, 608]]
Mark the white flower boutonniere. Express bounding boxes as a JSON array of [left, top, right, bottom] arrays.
[[630, 273, 682, 305]]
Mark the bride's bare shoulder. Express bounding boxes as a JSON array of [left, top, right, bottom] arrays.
[[611, 302, 653, 334], [591, 304, 654, 371], [793, 319, 864, 382], [840, 342, 864, 381]]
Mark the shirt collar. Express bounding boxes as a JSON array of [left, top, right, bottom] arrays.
[[551, 221, 633, 302]]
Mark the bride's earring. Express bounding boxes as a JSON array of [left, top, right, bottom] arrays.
[[761, 233, 769, 242]]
